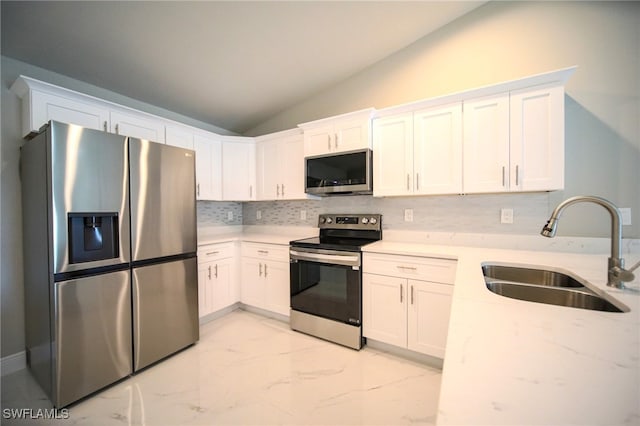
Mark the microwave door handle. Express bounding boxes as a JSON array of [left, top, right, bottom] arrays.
[[290, 250, 359, 267]]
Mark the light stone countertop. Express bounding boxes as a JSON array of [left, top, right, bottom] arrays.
[[363, 239, 640, 426], [197, 225, 316, 246], [196, 225, 639, 424]]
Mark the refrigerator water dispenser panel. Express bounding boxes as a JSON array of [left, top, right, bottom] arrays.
[[68, 213, 119, 263]]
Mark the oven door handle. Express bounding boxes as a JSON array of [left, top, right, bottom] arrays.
[[290, 250, 360, 267]]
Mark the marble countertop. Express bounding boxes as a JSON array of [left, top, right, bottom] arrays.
[[363, 240, 640, 425], [197, 225, 316, 246]]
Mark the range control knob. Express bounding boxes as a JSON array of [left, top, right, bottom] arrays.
[[326, 217, 333, 224], [369, 217, 378, 225], [319, 217, 326, 224], [361, 217, 369, 224]]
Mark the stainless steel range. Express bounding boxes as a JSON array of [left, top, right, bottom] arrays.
[[289, 214, 382, 350]]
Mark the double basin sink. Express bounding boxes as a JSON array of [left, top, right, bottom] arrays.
[[483, 264, 629, 313]]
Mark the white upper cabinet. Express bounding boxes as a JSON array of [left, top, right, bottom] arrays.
[[165, 124, 195, 150], [372, 113, 414, 196], [194, 133, 223, 201], [463, 83, 565, 193], [463, 94, 511, 193], [165, 124, 224, 201], [256, 129, 307, 200], [16, 87, 110, 136], [222, 138, 256, 201], [299, 108, 375, 157], [109, 110, 165, 143], [373, 103, 463, 197], [510, 84, 565, 191]]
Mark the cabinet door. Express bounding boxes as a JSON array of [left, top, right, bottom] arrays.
[[256, 140, 280, 200], [241, 258, 266, 309], [30, 90, 110, 134], [279, 134, 306, 200], [372, 113, 414, 196], [211, 258, 236, 312], [264, 260, 290, 316], [222, 141, 256, 201], [165, 125, 194, 150], [510, 85, 564, 192], [193, 134, 222, 201], [334, 117, 370, 152], [463, 94, 510, 193], [414, 103, 463, 195], [110, 110, 165, 143], [362, 273, 407, 347], [304, 124, 334, 157], [198, 261, 213, 317], [407, 280, 453, 358]]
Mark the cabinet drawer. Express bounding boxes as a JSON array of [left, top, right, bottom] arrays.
[[241, 242, 289, 262], [197, 242, 235, 262], [363, 253, 456, 284]]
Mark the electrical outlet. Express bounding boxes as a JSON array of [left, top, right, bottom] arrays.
[[620, 208, 632, 226], [300, 210, 307, 221], [256, 210, 262, 220], [500, 208, 514, 224], [404, 209, 414, 222], [227, 211, 234, 221]]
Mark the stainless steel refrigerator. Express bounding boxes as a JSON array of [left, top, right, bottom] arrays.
[[21, 121, 199, 407]]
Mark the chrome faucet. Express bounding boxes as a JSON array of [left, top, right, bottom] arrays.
[[541, 195, 638, 289]]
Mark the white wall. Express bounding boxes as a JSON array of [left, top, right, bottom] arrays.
[[246, 1, 640, 239]]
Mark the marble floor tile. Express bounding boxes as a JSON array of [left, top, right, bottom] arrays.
[[1, 310, 441, 425]]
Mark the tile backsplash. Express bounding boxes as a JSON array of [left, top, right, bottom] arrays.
[[197, 201, 243, 226], [242, 193, 551, 235]]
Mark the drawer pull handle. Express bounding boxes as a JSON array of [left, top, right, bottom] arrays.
[[214, 264, 218, 278], [206, 251, 219, 256], [397, 266, 417, 271], [259, 263, 263, 277], [411, 285, 414, 305], [208, 265, 211, 279], [264, 264, 268, 277], [258, 250, 269, 255], [400, 283, 403, 303]]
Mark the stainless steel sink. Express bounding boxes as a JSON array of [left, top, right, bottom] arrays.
[[482, 263, 629, 313], [482, 264, 585, 288]]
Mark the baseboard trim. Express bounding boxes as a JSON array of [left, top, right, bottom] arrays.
[[1, 350, 26, 376]]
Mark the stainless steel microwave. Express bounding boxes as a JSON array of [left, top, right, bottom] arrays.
[[305, 148, 373, 196]]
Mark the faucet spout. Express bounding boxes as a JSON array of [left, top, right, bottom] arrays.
[[541, 195, 631, 289]]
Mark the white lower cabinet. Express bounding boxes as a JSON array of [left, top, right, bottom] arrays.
[[240, 242, 290, 316], [363, 253, 456, 359], [197, 242, 238, 318]]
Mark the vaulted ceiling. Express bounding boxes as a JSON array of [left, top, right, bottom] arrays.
[[2, 1, 486, 134]]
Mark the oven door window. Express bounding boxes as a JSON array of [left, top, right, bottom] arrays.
[[290, 260, 361, 325]]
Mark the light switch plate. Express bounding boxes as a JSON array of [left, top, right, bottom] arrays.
[[500, 208, 514, 224], [300, 210, 307, 221], [227, 211, 234, 221], [620, 208, 632, 226], [404, 209, 414, 222], [256, 210, 262, 220]]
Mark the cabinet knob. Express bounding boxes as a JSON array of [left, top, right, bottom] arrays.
[[103, 121, 108, 132]]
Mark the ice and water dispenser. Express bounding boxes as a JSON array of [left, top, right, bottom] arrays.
[[68, 213, 119, 263]]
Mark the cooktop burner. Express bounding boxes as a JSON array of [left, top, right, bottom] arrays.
[[290, 214, 382, 252]]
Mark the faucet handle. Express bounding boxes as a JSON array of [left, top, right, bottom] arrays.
[[610, 265, 635, 282]]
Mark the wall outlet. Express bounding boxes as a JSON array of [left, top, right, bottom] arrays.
[[404, 209, 414, 222], [300, 210, 307, 221], [620, 208, 632, 226], [227, 211, 234, 221], [256, 210, 262, 220], [500, 208, 514, 224]]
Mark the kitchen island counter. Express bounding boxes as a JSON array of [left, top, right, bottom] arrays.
[[363, 239, 640, 425]]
